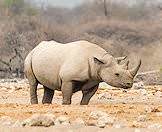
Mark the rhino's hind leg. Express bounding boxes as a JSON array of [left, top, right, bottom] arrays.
[[80, 84, 98, 105], [42, 86, 54, 104], [30, 82, 38, 104], [24, 51, 39, 104]]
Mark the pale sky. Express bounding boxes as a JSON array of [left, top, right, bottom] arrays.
[[29, 0, 162, 8], [30, 0, 83, 8]]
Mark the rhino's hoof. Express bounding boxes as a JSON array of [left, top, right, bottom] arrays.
[[62, 101, 71, 105], [31, 99, 38, 104], [80, 103, 88, 105]]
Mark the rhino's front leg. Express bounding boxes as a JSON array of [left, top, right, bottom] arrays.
[[80, 82, 99, 105], [61, 82, 73, 105]]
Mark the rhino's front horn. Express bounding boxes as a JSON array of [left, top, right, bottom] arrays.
[[116, 56, 127, 64], [121, 60, 129, 70], [129, 60, 141, 77]]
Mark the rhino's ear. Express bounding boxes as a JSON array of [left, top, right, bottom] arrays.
[[93, 57, 105, 65]]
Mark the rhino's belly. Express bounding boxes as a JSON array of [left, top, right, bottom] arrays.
[[34, 71, 61, 90], [33, 67, 58, 87]]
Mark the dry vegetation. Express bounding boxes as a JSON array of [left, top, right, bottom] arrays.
[[0, 0, 162, 78]]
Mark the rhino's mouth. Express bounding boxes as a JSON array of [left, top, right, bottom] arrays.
[[119, 83, 132, 89]]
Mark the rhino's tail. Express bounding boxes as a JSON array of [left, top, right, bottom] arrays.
[[24, 51, 38, 104]]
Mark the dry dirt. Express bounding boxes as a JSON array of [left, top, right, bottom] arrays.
[[0, 80, 162, 131]]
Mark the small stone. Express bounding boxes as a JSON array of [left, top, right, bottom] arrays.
[[112, 120, 127, 128], [71, 118, 85, 126], [37, 84, 43, 89], [89, 110, 114, 128], [98, 116, 114, 125], [23, 113, 55, 127], [12, 120, 22, 127], [99, 82, 111, 89], [133, 81, 144, 89], [54, 116, 70, 126], [97, 118, 106, 128], [137, 115, 147, 122], [138, 89, 147, 95], [132, 121, 141, 128], [86, 120, 96, 126], [89, 111, 108, 119], [21, 120, 29, 126]]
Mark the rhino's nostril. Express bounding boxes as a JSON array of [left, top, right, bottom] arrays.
[[127, 82, 132, 86]]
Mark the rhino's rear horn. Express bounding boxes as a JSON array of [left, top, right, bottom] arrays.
[[121, 60, 129, 70]]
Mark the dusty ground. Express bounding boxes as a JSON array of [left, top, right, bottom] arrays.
[[0, 80, 162, 131]]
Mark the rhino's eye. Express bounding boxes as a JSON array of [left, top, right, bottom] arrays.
[[115, 73, 120, 77]]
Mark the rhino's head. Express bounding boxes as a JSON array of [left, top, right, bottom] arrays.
[[94, 54, 141, 89]]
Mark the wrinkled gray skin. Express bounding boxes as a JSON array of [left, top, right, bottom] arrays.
[[24, 40, 141, 105]]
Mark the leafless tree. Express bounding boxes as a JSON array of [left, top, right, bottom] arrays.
[[103, 0, 108, 16], [103, 0, 112, 18]]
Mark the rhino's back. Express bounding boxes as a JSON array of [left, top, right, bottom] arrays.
[[31, 40, 106, 90]]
